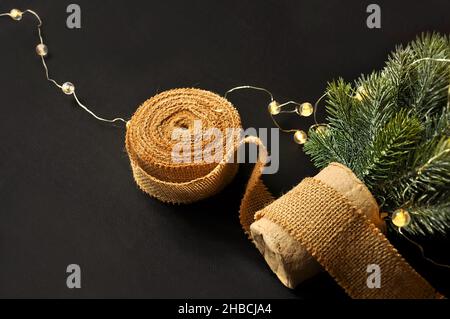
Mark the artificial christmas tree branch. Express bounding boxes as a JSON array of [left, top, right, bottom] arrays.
[[305, 33, 450, 236]]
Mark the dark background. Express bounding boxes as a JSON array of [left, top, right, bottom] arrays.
[[0, 0, 449, 299]]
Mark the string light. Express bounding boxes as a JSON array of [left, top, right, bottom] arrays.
[[391, 208, 411, 228], [296, 102, 314, 117], [61, 82, 75, 95], [382, 207, 450, 269], [411, 57, 450, 65], [9, 8, 23, 21], [0, 9, 128, 124], [2, 8, 449, 142], [226, 55, 450, 144], [354, 86, 367, 101], [310, 124, 329, 135], [224, 85, 274, 101], [2, 7, 450, 270], [398, 227, 450, 270], [35, 43, 48, 57], [1, 6, 323, 138], [268, 101, 281, 115], [293, 130, 308, 145], [226, 87, 324, 144]]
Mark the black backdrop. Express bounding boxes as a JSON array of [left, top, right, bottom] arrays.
[[0, 0, 449, 299]]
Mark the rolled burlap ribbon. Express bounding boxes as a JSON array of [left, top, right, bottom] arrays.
[[125, 88, 273, 211], [125, 88, 442, 299], [252, 163, 443, 298], [126, 88, 241, 203], [250, 162, 385, 289]]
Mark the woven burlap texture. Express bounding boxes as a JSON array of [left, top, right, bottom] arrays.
[[125, 88, 442, 299], [125, 88, 273, 231], [258, 176, 442, 299]]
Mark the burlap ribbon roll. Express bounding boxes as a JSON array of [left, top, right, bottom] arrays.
[[125, 88, 442, 299], [125, 88, 273, 212], [126, 88, 240, 203], [256, 164, 443, 299]]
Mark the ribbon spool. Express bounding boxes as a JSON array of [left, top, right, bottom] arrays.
[[125, 88, 273, 220], [125, 88, 443, 299], [126, 88, 240, 203], [255, 163, 443, 299]]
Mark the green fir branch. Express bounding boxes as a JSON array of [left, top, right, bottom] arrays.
[[304, 33, 450, 236]]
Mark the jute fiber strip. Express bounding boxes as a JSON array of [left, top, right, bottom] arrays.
[[258, 175, 443, 299], [125, 88, 442, 299], [249, 162, 385, 289], [125, 88, 272, 232]]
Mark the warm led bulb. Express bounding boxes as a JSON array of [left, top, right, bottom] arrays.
[[62, 82, 75, 95], [296, 102, 314, 117], [354, 86, 367, 101], [392, 209, 411, 228], [313, 124, 329, 135], [268, 101, 281, 115], [9, 9, 23, 21], [36, 44, 48, 57], [293, 130, 307, 144]]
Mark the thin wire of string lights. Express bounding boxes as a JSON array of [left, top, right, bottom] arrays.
[[2, 8, 128, 124], [2, 8, 448, 144], [1, 8, 323, 142]]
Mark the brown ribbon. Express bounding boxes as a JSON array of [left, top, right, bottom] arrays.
[[258, 177, 443, 299]]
